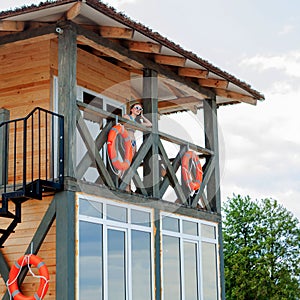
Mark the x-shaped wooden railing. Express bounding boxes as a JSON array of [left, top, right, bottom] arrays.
[[76, 101, 215, 211]]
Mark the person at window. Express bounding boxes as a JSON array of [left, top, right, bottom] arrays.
[[123, 103, 152, 154]]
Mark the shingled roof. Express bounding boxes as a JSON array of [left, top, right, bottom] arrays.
[[0, 0, 265, 108]]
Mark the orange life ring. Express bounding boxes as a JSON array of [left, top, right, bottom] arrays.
[[8, 254, 49, 300], [107, 124, 133, 171], [181, 151, 203, 191]]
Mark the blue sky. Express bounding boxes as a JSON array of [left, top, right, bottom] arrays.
[[1, 0, 300, 220]]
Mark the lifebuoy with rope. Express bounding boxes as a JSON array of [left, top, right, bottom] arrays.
[[7, 254, 49, 300], [181, 150, 203, 191], [107, 123, 133, 171]]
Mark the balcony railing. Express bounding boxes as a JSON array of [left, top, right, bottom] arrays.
[[76, 101, 216, 211]]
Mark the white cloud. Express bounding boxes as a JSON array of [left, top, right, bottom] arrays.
[[278, 24, 295, 36], [240, 51, 300, 78]]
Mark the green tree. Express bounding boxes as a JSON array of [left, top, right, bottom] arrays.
[[223, 195, 300, 300]]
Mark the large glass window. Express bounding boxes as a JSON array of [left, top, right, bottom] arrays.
[[161, 214, 219, 300], [78, 196, 153, 300]]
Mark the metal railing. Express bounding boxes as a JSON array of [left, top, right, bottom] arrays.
[[0, 107, 64, 196]]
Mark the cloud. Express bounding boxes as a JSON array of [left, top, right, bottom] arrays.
[[218, 63, 300, 221], [240, 51, 300, 78], [278, 24, 295, 36]]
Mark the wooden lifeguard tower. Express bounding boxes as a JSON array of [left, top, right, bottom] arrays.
[[0, 1, 264, 299]]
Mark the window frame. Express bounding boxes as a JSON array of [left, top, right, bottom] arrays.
[[161, 213, 220, 300], [77, 194, 154, 300]]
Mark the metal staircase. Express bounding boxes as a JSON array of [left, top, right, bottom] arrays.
[[0, 107, 64, 247]]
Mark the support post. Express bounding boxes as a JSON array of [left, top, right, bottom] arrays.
[[56, 21, 77, 300], [57, 21, 77, 179], [142, 69, 160, 198], [203, 97, 225, 300], [56, 191, 76, 300], [0, 109, 9, 186]]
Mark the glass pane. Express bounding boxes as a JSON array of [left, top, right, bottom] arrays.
[[132, 230, 152, 300], [162, 216, 179, 232], [183, 220, 198, 236], [162, 236, 181, 300], [131, 209, 151, 227], [201, 224, 216, 239], [108, 229, 126, 300], [107, 204, 127, 223], [202, 242, 218, 300], [79, 199, 103, 218], [79, 221, 103, 299], [184, 242, 198, 300]]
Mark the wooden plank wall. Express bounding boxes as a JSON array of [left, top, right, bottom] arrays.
[[51, 39, 131, 103], [0, 196, 56, 299], [0, 37, 132, 299]]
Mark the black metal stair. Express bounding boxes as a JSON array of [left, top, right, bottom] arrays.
[[0, 107, 64, 247]]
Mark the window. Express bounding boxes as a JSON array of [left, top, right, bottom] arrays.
[[78, 196, 153, 300], [161, 214, 219, 300], [76, 87, 125, 183]]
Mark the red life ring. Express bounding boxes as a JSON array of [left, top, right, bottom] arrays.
[[107, 124, 133, 171], [8, 254, 49, 300], [181, 151, 203, 191]]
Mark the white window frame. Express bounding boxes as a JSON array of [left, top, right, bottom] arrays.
[[161, 213, 220, 300], [77, 195, 154, 300]]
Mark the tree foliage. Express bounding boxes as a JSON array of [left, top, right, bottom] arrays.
[[223, 195, 300, 300]]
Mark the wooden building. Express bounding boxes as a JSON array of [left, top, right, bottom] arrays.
[[0, 1, 264, 299]]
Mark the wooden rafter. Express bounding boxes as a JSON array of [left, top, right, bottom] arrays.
[[66, 2, 82, 20], [198, 78, 229, 89], [125, 41, 161, 54], [215, 88, 257, 105], [99, 26, 134, 39], [0, 21, 25, 32], [178, 67, 208, 79], [154, 54, 186, 67], [158, 96, 200, 110]]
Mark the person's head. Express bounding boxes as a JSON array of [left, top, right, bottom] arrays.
[[130, 103, 143, 116]]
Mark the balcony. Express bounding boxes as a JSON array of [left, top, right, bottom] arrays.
[[76, 101, 217, 211]]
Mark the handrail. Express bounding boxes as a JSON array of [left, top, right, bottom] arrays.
[[76, 100, 213, 156], [0, 107, 64, 196]]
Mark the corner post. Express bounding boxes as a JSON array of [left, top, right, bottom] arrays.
[[57, 21, 77, 180], [142, 68, 160, 198], [56, 21, 77, 300], [203, 97, 225, 300]]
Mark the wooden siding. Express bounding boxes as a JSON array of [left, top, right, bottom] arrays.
[[0, 196, 56, 299], [51, 39, 131, 103]]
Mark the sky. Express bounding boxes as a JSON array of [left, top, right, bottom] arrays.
[[1, 0, 300, 221]]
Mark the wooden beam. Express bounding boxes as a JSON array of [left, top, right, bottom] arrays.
[[119, 134, 153, 191], [126, 41, 161, 53], [159, 145, 187, 198], [158, 139, 187, 203], [198, 78, 229, 89], [66, 2, 82, 20], [154, 54, 186, 67], [75, 23, 214, 99], [77, 34, 143, 69], [178, 67, 208, 78], [158, 96, 200, 110], [0, 21, 25, 32], [0, 23, 57, 47], [215, 89, 257, 105], [57, 22, 77, 179], [77, 112, 115, 189], [100, 26, 134, 39], [56, 191, 76, 300]]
